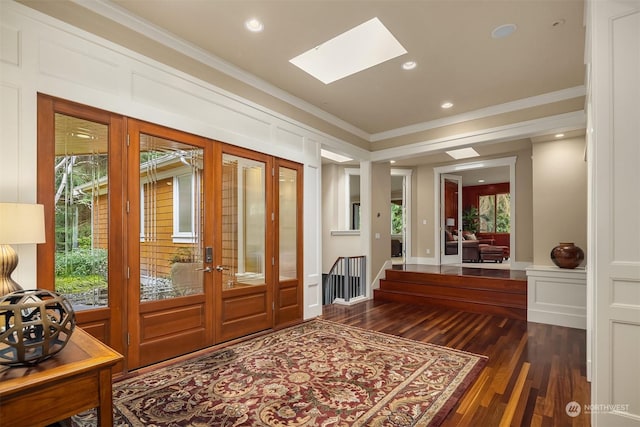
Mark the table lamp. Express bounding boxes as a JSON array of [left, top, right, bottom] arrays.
[[0, 203, 45, 296], [446, 218, 455, 229]]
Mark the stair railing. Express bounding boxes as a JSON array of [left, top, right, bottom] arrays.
[[323, 256, 366, 304]]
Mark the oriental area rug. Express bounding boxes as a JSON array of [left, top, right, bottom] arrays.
[[74, 319, 486, 426]]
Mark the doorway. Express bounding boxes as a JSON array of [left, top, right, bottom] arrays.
[[434, 157, 516, 267], [390, 169, 412, 264]]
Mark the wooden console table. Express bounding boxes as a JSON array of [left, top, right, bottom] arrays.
[[0, 327, 122, 427]]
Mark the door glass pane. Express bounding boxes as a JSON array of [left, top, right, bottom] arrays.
[[140, 134, 203, 301], [444, 178, 458, 255], [222, 154, 265, 289], [279, 167, 297, 280], [54, 114, 109, 311]]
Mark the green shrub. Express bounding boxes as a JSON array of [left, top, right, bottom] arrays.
[[55, 248, 108, 277], [55, 275, 107, 294]]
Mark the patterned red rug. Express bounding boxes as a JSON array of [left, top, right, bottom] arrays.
[[77, 319, 486, 426]]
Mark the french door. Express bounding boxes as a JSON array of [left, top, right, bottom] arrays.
[[441, 174, 462, 264], [38, 95, 303, 371], [126, 120, 214, 369], [37, 95, 127, 368], [215, 146, 273, 342], [37, 96, 303, 372]]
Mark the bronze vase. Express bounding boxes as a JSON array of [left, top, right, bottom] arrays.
[[550, 242, 584, 269]]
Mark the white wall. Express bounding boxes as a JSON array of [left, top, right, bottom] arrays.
[[0, 1, 343, 319]]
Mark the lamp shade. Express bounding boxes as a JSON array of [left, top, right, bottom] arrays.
[[0, 203, 45, 244], [446, 218, 455, 227]]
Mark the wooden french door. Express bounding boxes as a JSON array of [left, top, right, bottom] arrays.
[[274, 159, 304, 328], [215, 145, 273, 342], [37, 94, 126, 367], [38, 97, 304, 371], [126, 120, 214, 369]]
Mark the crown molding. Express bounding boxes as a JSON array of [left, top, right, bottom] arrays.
[[370, 110, 586, 162], [370, 86, 587, 142]]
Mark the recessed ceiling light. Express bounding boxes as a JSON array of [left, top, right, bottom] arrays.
[[478, 179, 485, 183], [491, 23, 517, 39], [446, 147, 480, 160], [245, 18, 264, 32], [390, 160, 396, 164], [321, 149, 353, 163], [289, 17, 407, 84], [441, 102, 454, 109], [402, 61, 417, 70], [555, 133, 565, 138]]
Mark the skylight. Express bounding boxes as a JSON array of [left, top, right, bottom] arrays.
[[445, 148, 480, 160], [321, 149, 353, 163], [289, 17, 407, 84]]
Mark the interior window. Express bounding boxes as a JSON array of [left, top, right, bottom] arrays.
[[479, 193, 511, 232], [346, 169, 360, 230], [173, 173, 195, 242]]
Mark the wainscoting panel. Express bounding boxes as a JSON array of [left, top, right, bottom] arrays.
[[131, 71, 273, 142], [274, 126, 305, 154], [612, 321, 640, 415], [39, 39, 121, 94], [0, 25, 20, 66], [304, 163, 322, 318], [526, 266, 586, 329]]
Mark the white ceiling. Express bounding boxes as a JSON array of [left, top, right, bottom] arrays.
[[111, 0, 586, 134], [19, 0, 587, 163]]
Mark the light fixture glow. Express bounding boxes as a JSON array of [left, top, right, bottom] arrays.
[[402, 61, 417, 70], [446, 147, 480, 160], [441, 102, 454, 109], [478, 179, 485, 183], [321, 149, 353, 163], [289, 17, 407, 84], [555, 133, 565, 138], [245, 18, 264, 32], [390, 160, 396, 164], [491, 23, 517, 39]]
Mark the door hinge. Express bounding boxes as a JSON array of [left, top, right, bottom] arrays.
[[272, 167, 275, 176], [126, 134, 130, 147], [126, 200, 130, 213], [127, 333, 130, 346], [272, 301, 275, 310], [127, 267, 130, 279], [272, 257, 275, 266], [271, 212, 275, 221]]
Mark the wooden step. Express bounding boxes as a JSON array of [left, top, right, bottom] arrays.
[[375, 269, 527, 320]]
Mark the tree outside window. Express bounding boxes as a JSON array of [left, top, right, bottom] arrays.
[[479, 193, 510, 232], [391, 202, 403, 235]]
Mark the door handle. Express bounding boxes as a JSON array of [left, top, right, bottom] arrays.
[[196, 267, 212, 273], [215, 265, 229, 272]]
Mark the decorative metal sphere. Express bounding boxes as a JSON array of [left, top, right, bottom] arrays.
[[0, 289, 76, 366]]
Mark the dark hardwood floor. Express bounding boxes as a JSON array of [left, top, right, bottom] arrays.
[[322, 299, 590, 427]]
